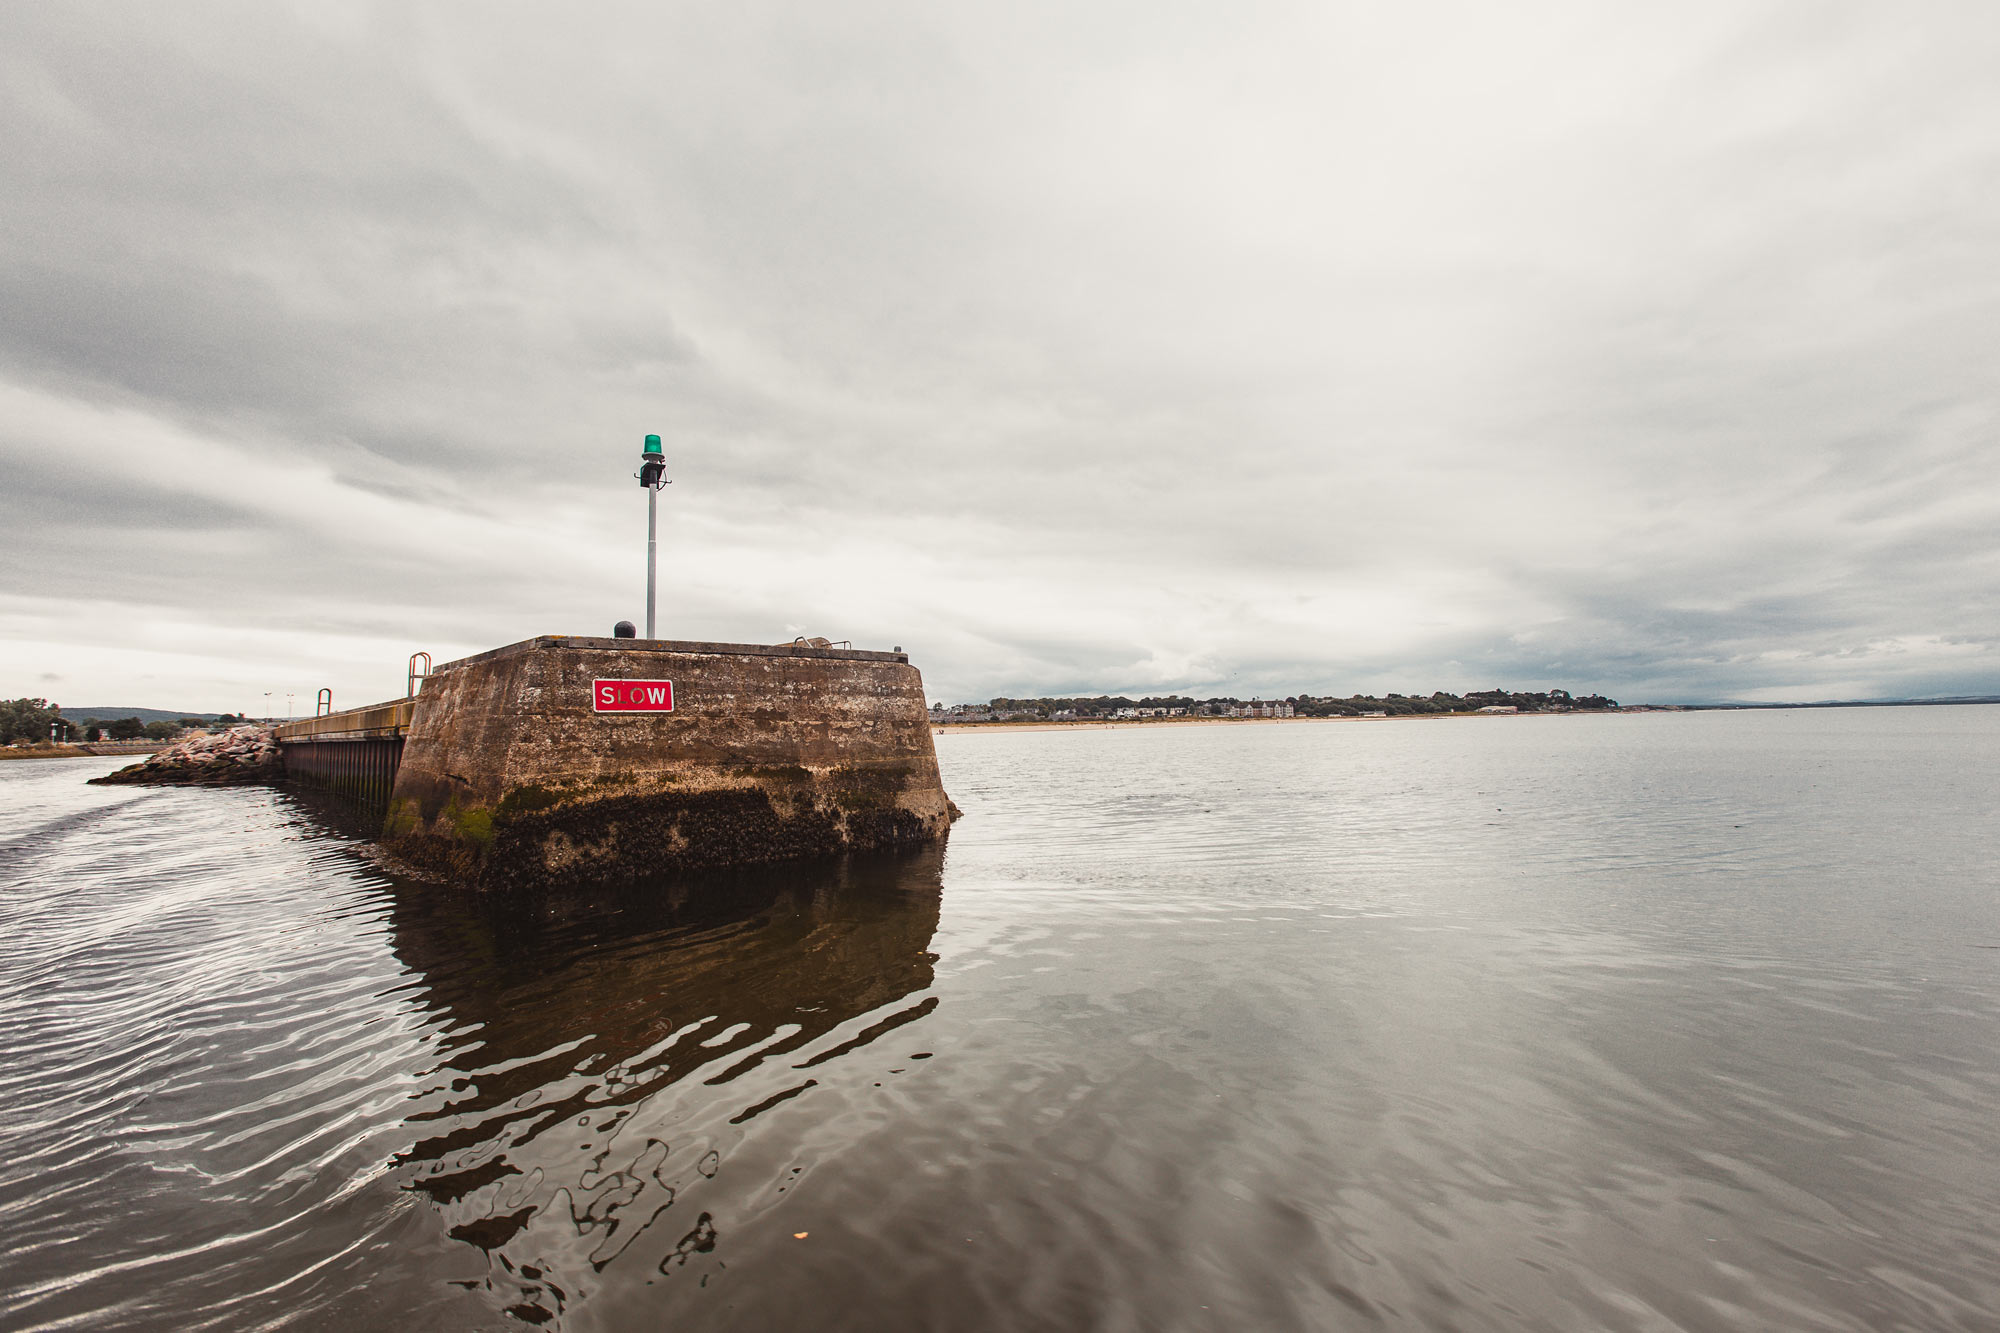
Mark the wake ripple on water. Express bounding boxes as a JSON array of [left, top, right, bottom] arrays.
[[0, 759, 954, 1330], [0, 772, 452, 1330]]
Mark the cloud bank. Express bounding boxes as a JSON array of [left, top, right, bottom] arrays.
[[3, 2, 1998, 710]]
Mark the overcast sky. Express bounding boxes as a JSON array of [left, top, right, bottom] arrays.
[[4, 2, 1998, 712]]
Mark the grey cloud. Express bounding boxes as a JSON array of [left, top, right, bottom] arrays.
[[3, 2, 1999, 710]]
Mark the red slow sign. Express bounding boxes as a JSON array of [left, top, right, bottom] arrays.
[[594, 679, 675, 713]]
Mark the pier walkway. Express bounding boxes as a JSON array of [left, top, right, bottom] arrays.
[[274, 699, 413, 812]]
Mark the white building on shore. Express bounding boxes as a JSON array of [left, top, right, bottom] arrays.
[[1229, 700, 1294, 719]]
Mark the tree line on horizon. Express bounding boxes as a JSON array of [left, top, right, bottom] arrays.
[[0, 698, 250, 745], [955, 688, 1617, 718]]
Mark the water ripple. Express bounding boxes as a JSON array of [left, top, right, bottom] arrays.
[[5, 713, 2000, 1329]]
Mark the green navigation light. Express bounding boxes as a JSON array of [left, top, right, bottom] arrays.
[[638, 433, 669, 490]]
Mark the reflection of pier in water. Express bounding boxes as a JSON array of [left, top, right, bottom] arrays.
[[383, 842, 945, 1323]]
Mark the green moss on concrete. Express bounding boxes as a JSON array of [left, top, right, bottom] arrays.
[[449, 802, 496, 847], [383, 784, 945, 893], [383, 798, 422, 839]]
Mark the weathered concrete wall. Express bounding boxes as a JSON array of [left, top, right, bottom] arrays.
[[381, 636, 953, 890]]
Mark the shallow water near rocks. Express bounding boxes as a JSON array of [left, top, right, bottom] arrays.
[[3, 707, 1999, 1330]]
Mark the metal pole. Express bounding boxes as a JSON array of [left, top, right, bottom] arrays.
[[646, 485, 658, 639]]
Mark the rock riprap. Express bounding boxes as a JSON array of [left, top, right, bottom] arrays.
[[90, 726, 281, 786]]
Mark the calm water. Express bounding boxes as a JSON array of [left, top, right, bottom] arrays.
[[3, 709, 1999, 1330]]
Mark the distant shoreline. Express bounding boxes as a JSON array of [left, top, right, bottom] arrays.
[[932, 712, 1583, 734], [933, 697, 2000, 734], [0, 743, 166, 762]]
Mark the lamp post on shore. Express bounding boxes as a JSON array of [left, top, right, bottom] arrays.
[[636, 433, 671, 639]]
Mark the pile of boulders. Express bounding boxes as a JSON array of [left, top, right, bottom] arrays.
[[90, 725, 282, 786]]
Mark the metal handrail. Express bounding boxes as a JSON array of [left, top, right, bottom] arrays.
[[407, 652, 433, 699], [316, 688, 333, 717]]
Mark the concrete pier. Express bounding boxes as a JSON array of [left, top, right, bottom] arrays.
[[277, 700, 411, 811], [276, 635, 953, 890]]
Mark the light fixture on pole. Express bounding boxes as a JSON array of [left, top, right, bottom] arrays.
[[635, 433, 672, 639]]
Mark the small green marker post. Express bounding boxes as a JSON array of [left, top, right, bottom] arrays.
[[637, 434, 669, 639]]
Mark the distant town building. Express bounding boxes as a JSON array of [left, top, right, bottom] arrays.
[[1228, 700, 1294, 719]]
